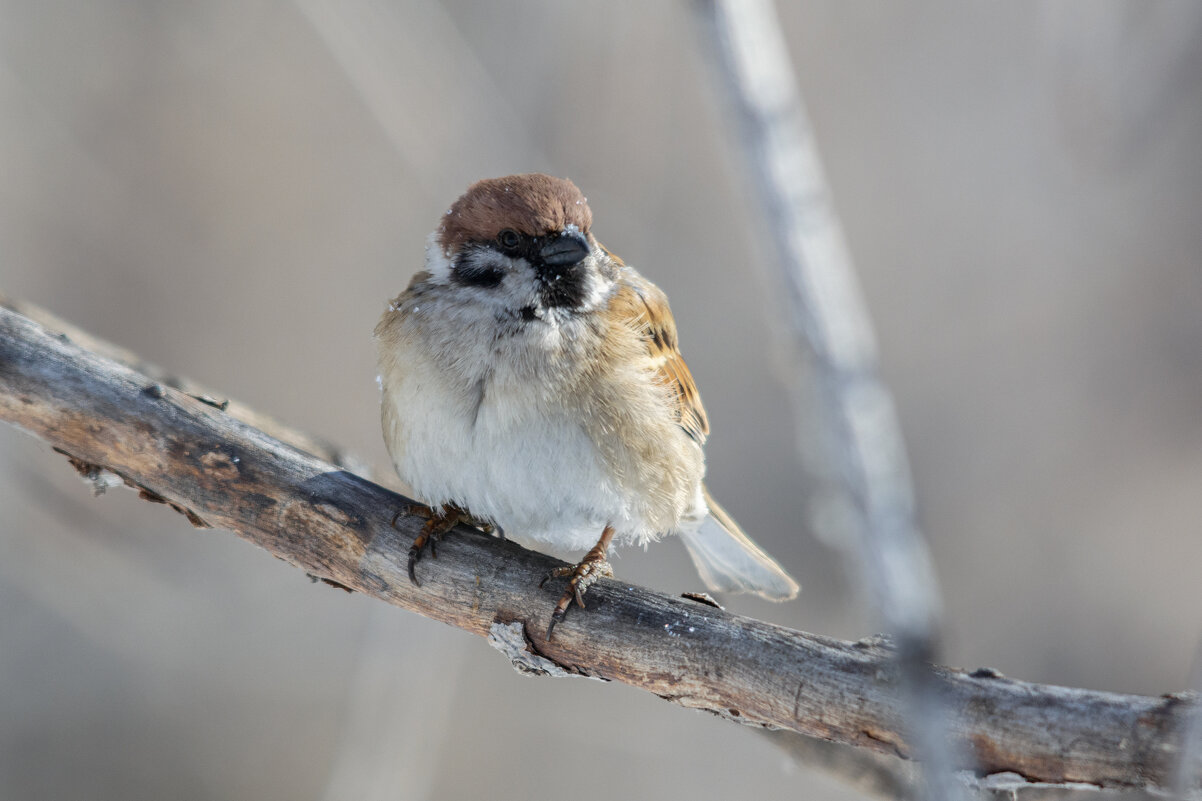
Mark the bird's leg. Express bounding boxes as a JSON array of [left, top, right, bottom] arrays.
[[476, 520, 504, 540], [390, 503, 469, 586], [540, 525, 616, 640]]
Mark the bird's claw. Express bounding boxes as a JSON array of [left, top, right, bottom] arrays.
[[542, 556, 613, 640], [392, 504, 464, 587]]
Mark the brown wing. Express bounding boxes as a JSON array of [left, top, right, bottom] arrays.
[[609, 266, 710, 445]]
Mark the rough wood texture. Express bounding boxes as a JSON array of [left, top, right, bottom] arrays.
[[0, 300, 1196, 794], [0, 292, 376, 482]]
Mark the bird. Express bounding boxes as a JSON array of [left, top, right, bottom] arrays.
[[375, 173, 798, 637]]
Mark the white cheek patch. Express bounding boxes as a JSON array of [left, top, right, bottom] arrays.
[[575, 255, 612, 312], [423, 231, 455, 282], [427, 236, 525, 292], [469, 249, 511, 274]]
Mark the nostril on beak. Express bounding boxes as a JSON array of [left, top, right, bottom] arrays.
[[539, 231, 590, 267]]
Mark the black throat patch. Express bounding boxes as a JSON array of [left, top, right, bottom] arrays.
[[535, 263, 589, 308]]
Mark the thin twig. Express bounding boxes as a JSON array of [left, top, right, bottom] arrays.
[[693, 2, 962, 798], [0, 299, 1197, 794]]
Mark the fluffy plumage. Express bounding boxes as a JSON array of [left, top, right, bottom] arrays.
[[375, 173, 798, 601]]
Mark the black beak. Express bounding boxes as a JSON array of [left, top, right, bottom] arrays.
[[538, 230, 590, 268]]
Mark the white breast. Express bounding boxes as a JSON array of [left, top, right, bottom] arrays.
[[379, 319, 669, 553]]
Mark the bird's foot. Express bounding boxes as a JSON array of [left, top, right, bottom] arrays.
[[540, 526, 616, 640], [390, 503, 467, 586]]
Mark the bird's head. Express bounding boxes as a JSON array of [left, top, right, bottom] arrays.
[[425, 174, 614, 318]]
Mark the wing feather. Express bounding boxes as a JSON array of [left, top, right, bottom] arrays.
[[608, 266, 710, 445]]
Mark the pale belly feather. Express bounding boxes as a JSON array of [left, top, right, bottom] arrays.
[[382, 356, 645, 552]]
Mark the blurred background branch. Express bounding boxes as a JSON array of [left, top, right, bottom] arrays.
[[695, 1, 960, 796]]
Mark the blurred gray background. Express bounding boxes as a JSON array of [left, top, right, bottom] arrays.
[[2, 2, 1201, 799]]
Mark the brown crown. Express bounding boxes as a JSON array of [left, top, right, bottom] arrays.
[[437, 174, 593, 252]]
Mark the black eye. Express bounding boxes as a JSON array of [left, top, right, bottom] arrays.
[[497, 229, 521, 251]]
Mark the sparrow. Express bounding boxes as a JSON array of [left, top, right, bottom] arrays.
[[375, 173, 798, 637]]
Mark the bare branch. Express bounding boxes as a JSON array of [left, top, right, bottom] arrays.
[[0, 299, 1197, 795], [1174, 647, 1202, 799], [0, 292, 376, 483], [761, 731, 1172, 801], [692, 0, 939, 640], [694, 1, 961, 797]]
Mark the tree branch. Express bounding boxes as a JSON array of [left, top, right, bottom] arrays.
[[0, 298, 1196, 795]]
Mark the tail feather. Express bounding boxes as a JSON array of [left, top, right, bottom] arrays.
[[679, 487, 799, 601]]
